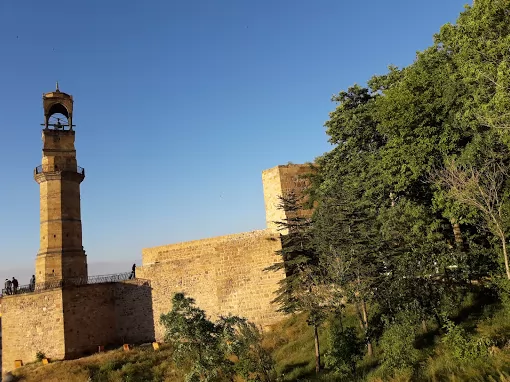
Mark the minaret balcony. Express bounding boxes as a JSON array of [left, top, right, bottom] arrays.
[[34, 165, 85, 183], [34, 165, 85, 175]]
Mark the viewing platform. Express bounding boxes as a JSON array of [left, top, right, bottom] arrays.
[[0, 272, 150, 297], [34, 165, 85, 176]]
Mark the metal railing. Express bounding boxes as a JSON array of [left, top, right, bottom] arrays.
[[34, 165, 85, 176], [0, 272, 150, 297]]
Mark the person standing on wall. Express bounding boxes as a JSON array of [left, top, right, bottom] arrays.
[[130, 263, 136, 279], [4, 278, 11, 295], [12, 277, 18, 294], [29, 275, 36, 292]]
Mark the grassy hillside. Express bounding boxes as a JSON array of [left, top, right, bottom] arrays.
[[9, 313, 330, 382], [9, 344, 184, 382]]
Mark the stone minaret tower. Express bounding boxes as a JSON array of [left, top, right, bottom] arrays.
[[34, 84, 88, 283]]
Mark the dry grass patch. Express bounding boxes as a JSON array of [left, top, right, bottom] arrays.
[[11, 344, 184, 382]]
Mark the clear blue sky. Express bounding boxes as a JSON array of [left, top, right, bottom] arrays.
[[0, 0, 471, 281]]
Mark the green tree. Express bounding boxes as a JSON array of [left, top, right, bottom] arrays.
[[160, 293, 275, 382], [311, 0, 510, 334], [160, 293, 232, 382], [312, 83, 389, 357], [308, 0, 510, 377], [325, 323, 363, 379], [264, 192, 325, 373], [435, 0, 510, 133], [378, 319, 420, 373], [217, 316, 276, 382]]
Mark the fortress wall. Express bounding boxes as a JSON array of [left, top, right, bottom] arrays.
[[138, 229, 286, 341], [62, 284, 117, 358], [114, 281, 155, 344], [262, 164, 315, 233], [1, 282, 156, 374], [1, 289, 65, 374]]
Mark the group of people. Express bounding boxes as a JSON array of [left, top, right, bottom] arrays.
[[4, 277, 19, 295], [2, 266, 137, 295], [3, 275, 36, 295]]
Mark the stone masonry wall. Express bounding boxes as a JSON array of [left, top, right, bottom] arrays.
[[114, 281, 155, 344], [138, 229, 286, 341], [1, 282, 155, 376], [262, 164, 315, 233], [1, 289, 65, 374], [62, 282, 156, 357], [62, 284, 117, 358]]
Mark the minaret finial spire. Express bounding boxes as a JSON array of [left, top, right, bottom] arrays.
[[56, 81, 59, 91]]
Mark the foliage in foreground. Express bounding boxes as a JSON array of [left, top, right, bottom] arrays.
[[160, 292, 276, 382]]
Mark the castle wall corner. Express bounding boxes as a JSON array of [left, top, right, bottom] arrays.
[[262, 164, 315, 233]]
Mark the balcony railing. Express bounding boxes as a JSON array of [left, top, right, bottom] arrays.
[[0, 272, 150, 296], [34, 165, 85, 176]]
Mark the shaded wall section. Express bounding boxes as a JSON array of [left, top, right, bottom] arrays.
[[62, 284, 117, 358], [62, 282, 155, 357], [114, 281, 155, 344], [138, 229, 286, 341], [262, 164, 315, 234], [1, 289, 65, 374]]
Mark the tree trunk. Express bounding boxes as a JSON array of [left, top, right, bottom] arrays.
[[361, 299, 373, 357], [451, 220, 463, 248], [367, 341, 373, 358], [314, 324, 321, 374], [422, 319, 428, 333], [355, 301, 365, 330], [434, 313, 442, 329], [390, 192, 395, 207], [498, 227, 510, 280]]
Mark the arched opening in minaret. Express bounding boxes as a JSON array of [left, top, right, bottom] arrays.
[[47, 103, 71, 130], [48, 113, 69, 130], [47, 102, 69, 118]]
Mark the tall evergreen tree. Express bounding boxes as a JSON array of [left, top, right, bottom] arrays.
[[265, 191, 325, 373]]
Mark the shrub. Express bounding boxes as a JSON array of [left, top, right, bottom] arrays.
[[160, 293, 276, 382], [225, 319, 276, 382], [442, 318, 493, 363], [324, 325, 363, 378], [35, 351, 46, 362], [378, 321, 420, 372], [493, 278, 510, 314]]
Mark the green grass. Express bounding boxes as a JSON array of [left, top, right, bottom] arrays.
[[264, 313, 330, 381]]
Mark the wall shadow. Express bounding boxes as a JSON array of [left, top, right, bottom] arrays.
[[62, 280, 155, 360], [114, 281, 155, 345]]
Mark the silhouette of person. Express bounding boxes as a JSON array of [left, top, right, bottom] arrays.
[[4, 279, 11, 295], [12, 277, 19, 294], [130, 263, 136, 279], [30, 275, 36, 292]]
